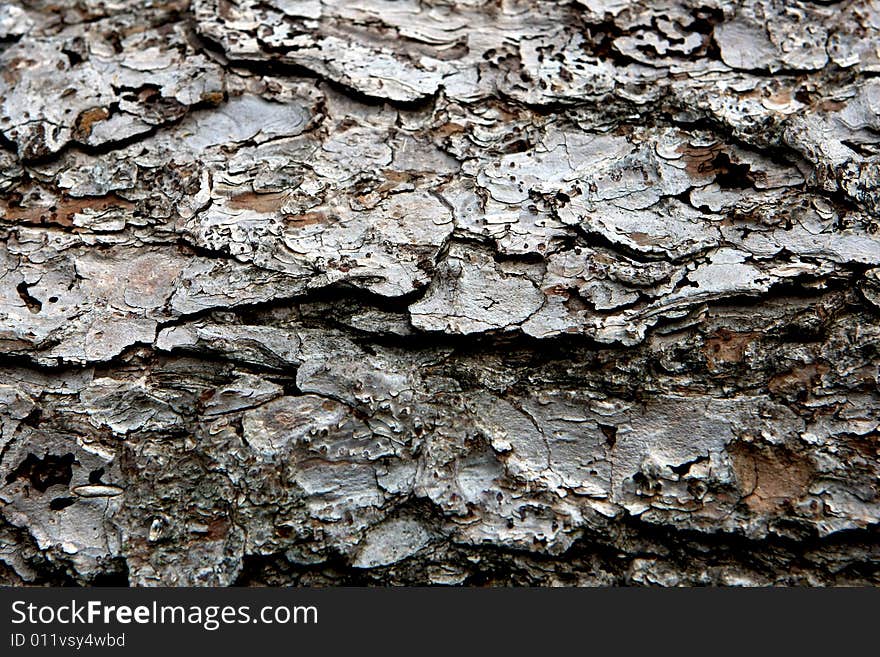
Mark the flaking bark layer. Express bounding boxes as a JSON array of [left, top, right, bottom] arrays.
[[0, 0, 878, 586]]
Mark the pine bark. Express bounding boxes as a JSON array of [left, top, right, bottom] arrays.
[[1, 0, 878, 586]]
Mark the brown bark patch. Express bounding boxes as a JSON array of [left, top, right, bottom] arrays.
[[0, 194, 134, 228], [2, 58, 30, 84], [729, 443, 814, 514], [74, 107, 110, 138], [226, 191, 288, 213], [676, 142, 723, 178], [225, 194, 333, 226], [285, 211, 335, 227], [628, 231, 662, 246], [767, 362, 829, 400], [704, 329, 759, 368], [434, 122, 466, 138]]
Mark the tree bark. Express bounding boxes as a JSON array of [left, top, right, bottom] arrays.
[[0, 0, 878, 586]]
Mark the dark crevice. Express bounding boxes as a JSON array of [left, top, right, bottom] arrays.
[[5, 452, 75, 493], [16, 281, 42, 313]]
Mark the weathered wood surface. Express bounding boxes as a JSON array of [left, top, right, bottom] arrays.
[[0, 0, 878, 585]]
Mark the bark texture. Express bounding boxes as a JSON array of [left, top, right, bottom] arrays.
[[1, 0, 879, 586]]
